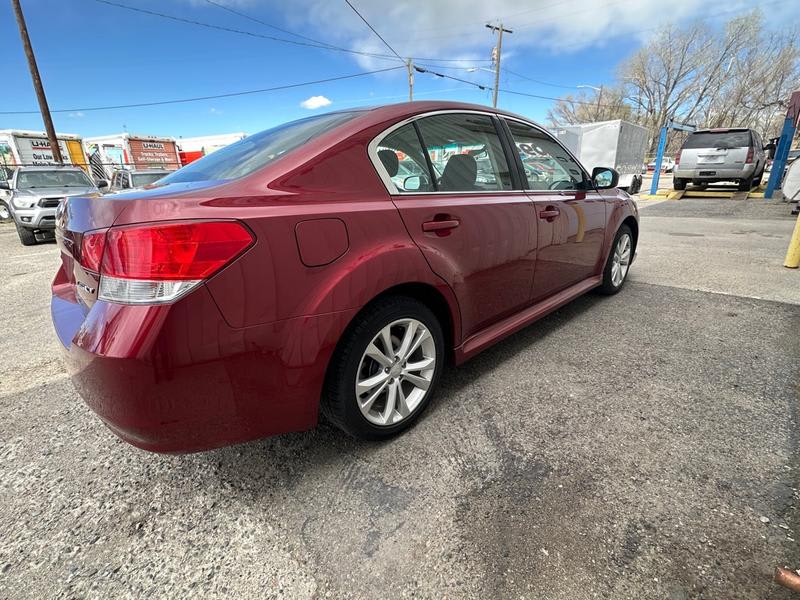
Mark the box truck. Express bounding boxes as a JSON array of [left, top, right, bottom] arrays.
[[552, 120, 648, 194], [0, 130, 90, 219], [177, 132, 247, 166], [84, 133, 181, 180]]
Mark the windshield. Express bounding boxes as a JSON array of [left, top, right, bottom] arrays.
[[16, 170, 94, 189], [683, 131, 752, 150], [132, 172, 168, 187], [160, 112, 359, 184]]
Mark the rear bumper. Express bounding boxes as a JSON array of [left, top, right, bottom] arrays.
[[673, 165, 756, 181], [52, 275, 356, 453]]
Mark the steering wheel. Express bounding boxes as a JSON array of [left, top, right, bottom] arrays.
[[548, 180, 573, 191]]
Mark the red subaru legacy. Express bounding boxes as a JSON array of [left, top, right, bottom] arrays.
[[52, 102, 638, 453]]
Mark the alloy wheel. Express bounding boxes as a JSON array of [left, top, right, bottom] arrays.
[[355, 318, 436, 427], [611, 233, 631, 288]]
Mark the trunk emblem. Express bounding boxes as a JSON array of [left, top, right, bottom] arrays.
[[77, 281, 96, 295]]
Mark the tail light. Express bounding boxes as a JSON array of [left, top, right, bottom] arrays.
[[80, 230, 107, 274], [77, 220, 253, 304], [675, 151, 681, 167], [745, 146, 754, 164]]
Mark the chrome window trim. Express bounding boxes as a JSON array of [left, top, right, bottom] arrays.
[[368, 109, 525, 197]]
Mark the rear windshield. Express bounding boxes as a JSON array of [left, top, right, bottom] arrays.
[[682, 131, 752, 150], [160, 112, 358, 184], [131, 172, 168, 187]]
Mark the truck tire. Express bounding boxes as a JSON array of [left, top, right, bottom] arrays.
[[673, 178, 687, 191], [15, 223, 37, 246], [738, 176, 753, 191], [0, 200, 11, 223]]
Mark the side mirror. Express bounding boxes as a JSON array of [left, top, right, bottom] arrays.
[[96, 179, 108, 189], [0, 181, 9, 190], [403, 175, 422, 191], [592, 167, 619, 189]]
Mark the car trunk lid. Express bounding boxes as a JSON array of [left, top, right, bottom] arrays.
[[54, 180, 233, 312]]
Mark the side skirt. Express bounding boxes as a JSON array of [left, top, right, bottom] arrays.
[[454, 275, 602, 364]]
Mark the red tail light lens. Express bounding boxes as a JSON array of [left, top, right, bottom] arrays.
[[675, 151, 681, 167], [102, 221, 254, 280], [80, 229, 108, 273], [745, 146, 754, 164]]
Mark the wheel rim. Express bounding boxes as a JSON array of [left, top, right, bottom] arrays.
[[611, 233, 631, 288], [355, 318, 436, 427], [0, 203, 8, 220]]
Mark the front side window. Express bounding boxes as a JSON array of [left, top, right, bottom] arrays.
[[416, 114, 512, 192], [506, 120, 587, 191], [376, 124, 434, 193]]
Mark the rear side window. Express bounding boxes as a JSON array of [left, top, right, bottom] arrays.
[[682, 131, 752, 150], [160, 112, 359, 184], [416, 114, 512, 191], [376, 124, 434, 193]]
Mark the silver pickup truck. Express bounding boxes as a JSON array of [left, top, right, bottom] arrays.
[[0, 166, 103, 246]]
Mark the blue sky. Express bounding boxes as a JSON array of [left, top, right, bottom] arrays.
[[1, 0, 790, 138]]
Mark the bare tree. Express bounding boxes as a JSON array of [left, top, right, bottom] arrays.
[[548, 11, 800, 154], [547, 86, 632, 124]]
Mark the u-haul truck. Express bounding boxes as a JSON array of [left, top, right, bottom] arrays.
[[0, 129, 90, 206], [84, 133, 181, 180]]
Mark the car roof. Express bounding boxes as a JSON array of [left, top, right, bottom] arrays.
[[356, 101, 543, 128]]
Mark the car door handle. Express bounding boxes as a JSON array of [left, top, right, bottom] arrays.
[[422, 219, 460, 232], [539, 207, 560, 221]]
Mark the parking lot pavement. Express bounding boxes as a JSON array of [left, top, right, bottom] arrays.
[[1, 200, 799, 600]]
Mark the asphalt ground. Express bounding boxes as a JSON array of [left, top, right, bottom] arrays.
[[1, 197, 799, 599]]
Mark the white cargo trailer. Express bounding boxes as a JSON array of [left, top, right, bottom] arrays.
[[552, 120, 648, 194]]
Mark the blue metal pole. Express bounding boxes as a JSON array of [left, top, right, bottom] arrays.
[[765, 116, 797, 199], [650, 125, 668, 195]]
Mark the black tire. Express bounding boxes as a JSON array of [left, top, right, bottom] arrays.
[[738, 176, 753, 191], [598, 224, 633, 295], [0, 200, 11, 223], [15, 222, 37, 246], [321, 296, 445, 440], [674, 178, 687, 191]]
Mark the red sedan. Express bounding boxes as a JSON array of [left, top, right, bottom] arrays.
[[52, 102, 638, 453]]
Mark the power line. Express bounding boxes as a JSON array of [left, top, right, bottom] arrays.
[[0, 66, 404, 115], [201, 0, 346, 51], [413, 65, 624, 108], [91, 0, 396, 62], [343, 0, 404, 62], [90, 0, 492, 64], [503, 68, 580, 90]]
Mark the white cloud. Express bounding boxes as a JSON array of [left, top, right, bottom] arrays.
[[300, 95, 332, 109], [284, 0, 754, 69], [68, 111, 85, 118], [209, 107, 223, 114]]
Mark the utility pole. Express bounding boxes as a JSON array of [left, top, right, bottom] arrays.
[[595, 85, 604, 119], [11, 0, 62, 164], [486, 23, 512, 108], [407, 58, 413, 102]]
